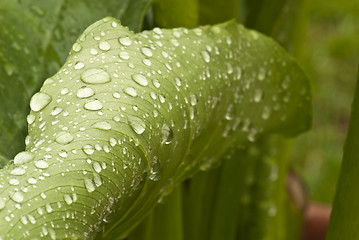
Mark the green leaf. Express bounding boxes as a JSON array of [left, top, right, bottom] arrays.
[[326, 68, 359, 240], [0, 17, 310, 239], [0, 0, 150, 167]]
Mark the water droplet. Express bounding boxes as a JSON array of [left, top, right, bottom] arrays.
[[92, 162, 102, 173], [119, 36, 132, 46], [35, 160, 49, 169], [59, 150, 68, 158], [27, 214, 36, 224], [132, 74, 148, 86], [74, 61, 85, 70], [0, 199, 5, 210], [99, 41, 111, 51], [262, 106, 271, 120], [141, 47, 153, 57], [27, 114, 35, 124], [90, 48, 98, 55], [51, 107, 63, 116], [30, 92, 52, 112], [225, 104, 234, 120], [161, 124, 173, 144], [143, 59, 151, 66], [81, 68, 111, 84], [10, 192, 24, 203], [28, 177, 37, 184], [127, 115, 146, 134], [10, 167, 25, 176], [258, 68, 266, 81], [46, 203, 53, 213], [190, 94, 198, 106], [123, 87, 138, 97], [149, 156, 161, 181], [159, 94, 165, 103], [93, 173, 103, 187], [84, 100, 103, 111], [83, 144, 95, 155], [77, 86, 95, 98], [72, 42, 82, 52], [119, 51, 130, 60], [254, 89, 263, 102], [9, 178, 19, 185], [49, 228, 56, 240], [152, 79, 160, 88], [21, 216, 28, 225], [84, 178, 95, 192], [14, 151, 33, 165], [200, 51, 210, 63], [55, 131, 74, 144], [64, 194, 73, 205], [175, 78, 181, 87]]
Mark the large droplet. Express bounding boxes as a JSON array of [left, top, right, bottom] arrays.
[[55, 131, 74, 144], [81, 68, 111, 84], [141, 47, 153, 57], [99, 41, 111, 51], [77, 87, 95, 98], [63, 194, 73, 205], [30, 92, 52, 112], [72, 42, 82, 52], [27, 114, 36, 124], [93, 122, 111, 130], [10, 167, 26, 176], [190, 94, 198, 106], [123, 87, 138, 97], [14, 151, 33, 165], [92, 162, 102, 173], [119, 51, 130, 60], [200, 51, 210, 63], [84, 100, 103, 111], [10, 192, 24, 203], [35, 160, 49, 169], [119, 36, 132, 46], [50, 107, 63, 116], [83, 144, 95, 155], [128, 115, 146, 134], [93, 173, 103, 187], [131, 74, 148, 86], [161, 124, 173, 144], [84, 179, 95, 192]]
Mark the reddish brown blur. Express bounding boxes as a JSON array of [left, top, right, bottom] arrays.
[[302, 202, 331, 240]]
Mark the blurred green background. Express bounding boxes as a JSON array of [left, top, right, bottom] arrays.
[[292, 0, 359, 203]]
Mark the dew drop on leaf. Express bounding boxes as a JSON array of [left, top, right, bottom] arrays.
[[84, 100, 103, 111], [77, 86, 95, 98], [131, 74, 148, 86], [92, 121, 111, 130], [10, 192, 24, 203], [128, 115, 146, 134], [63, 194, 73, 205], [72, 42, 82, 52], [30, 92, 52, 112], [161, 124, 173, 144], [14, 151, 33, 165], [123, 87, 138, 97], [84, 179, 95, 193], [119, 36, 132, 46], [99, 41, 111, 51], [83, 145, 95, 155], [55, 131, 74, 144], [81, 68, 111, 84], [35, 160, 49, 169], [10, 167, 26, 176]]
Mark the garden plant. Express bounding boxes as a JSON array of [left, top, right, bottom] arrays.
[[0, 0, 356, 239]]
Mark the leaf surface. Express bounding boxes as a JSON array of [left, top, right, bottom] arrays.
[[0, 17, 311, 239]]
